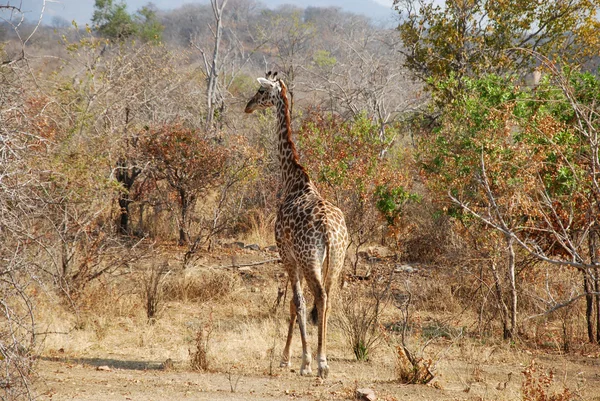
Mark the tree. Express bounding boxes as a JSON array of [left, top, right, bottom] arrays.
[[419, 63, 600, 340], [135, 3, 163, 43], [304, 17, 421, 142], [255, 7, 315, 112], [160, 4, 212, 46], [193, 0, 229, 131], [139, 124, 227, 245], [394, 0, 600, 101], [92, 0, 137, 40]]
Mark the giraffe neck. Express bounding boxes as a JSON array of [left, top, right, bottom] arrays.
[[276, 81, 310, 195]]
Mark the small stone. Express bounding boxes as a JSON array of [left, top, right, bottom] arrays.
[[266, 245, 278, 252], [356, 388, 377, 401], [394, 264, 418, 274], [97, 365, 112, 372], [245, 243, 261, 251]]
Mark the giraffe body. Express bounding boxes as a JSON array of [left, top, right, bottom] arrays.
[[245, 73, 348, 379]]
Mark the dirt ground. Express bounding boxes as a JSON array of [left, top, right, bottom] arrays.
[[33, 352, 600, 400], [31, 246, 600, 401]]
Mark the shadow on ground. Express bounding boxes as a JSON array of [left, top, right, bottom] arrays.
[[41, 356, 164, 371]]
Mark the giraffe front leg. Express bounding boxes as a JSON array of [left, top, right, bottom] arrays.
[[292, 281, 312, 376]]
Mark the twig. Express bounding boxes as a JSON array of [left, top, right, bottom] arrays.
[[216, 258, 281, 269]]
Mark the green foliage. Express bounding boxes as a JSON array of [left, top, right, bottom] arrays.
[[353, 340, 369, 362], [313, 49, 336, 69], [395, 0, 600, 103], [297, 110, 416, 236], [93, 0, 137, 40], [375, 185, 421, 226], [135, 4, 163, 43], [420, 68, 600, 255], [92, 0, 164, 42]]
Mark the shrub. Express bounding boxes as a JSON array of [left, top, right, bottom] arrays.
[[336, 269, 392, 361]]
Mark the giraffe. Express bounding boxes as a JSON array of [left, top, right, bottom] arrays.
[[245, 72, 348, 379]]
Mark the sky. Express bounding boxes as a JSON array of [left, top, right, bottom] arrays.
[[9, 0, 398, 27]]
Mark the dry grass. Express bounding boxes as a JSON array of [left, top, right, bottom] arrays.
[[521, 360, 574, 401], [162, 268, 242, 303], [239, 209, 276, 247], [189, 315, 213, 371], [31, 247, 600, 401]]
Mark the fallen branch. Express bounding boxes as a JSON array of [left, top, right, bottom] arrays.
[[218, 258, 281, 269]]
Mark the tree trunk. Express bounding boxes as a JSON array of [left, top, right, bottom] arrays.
[[595, 267, 600, 344], [506, 235, 517, 339], [588, 231, 598, 343], [592, 232, 600, 343], [490, 259, 510, 339], [118, 196, 131, 235], [205, 0, 228, 130], [178, 188, 189, 245], [115, 158, 140, 235]]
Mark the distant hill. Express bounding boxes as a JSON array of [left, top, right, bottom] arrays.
[[14, 0, 398, 28], [263, 0, 398, 26]]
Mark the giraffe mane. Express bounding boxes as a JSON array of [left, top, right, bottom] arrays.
[[278, 78, 310, 181]]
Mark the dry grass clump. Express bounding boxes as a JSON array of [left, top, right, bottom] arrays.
[[189, 316, 213, 371], [142, 262, 170, 321], [238, 209, 276, 247], [74, 280, 143, 331], [335, 269, 394, 361], [395, 345, 434, 384], [162, 269, 241, 303]]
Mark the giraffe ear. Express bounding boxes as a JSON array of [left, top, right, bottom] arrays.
[[257, 77, 275, 88]]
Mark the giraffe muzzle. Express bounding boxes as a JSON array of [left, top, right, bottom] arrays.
[[244, 101, 256, 113]]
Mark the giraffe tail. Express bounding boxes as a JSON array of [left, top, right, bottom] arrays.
[[310, 304, 318, 325], [310, 246, 331, 326]]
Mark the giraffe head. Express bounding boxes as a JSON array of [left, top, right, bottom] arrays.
[[244, 71, 282, 113]]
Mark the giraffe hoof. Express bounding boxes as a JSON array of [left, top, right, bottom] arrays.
[[318, 365, 329, 379], [300, 366, 312, 376], [280, 360, 291, 368]]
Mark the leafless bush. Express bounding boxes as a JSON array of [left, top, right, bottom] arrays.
[[391, 282, 435, 384], [1, 268, 38, 401], [0, 6, 45, 399]]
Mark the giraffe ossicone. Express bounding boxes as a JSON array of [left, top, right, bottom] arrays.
[[245, 71, 349, 379]]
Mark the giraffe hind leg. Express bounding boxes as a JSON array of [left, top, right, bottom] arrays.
[[280, 299, 296, 368], [312, 281, 329, 379], [291, 279, 312, 375]]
